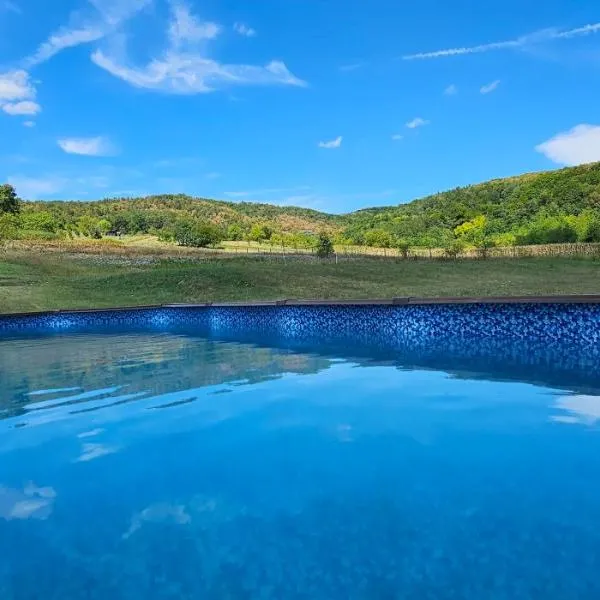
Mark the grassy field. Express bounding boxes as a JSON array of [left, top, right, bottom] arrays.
[[6, 236, 600, 260], [2, 248, 600, 313]]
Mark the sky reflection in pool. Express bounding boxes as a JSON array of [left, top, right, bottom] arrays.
[[1, 332, 600, 599]]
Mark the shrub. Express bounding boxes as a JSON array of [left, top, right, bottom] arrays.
[[174, 219, 223, 248], [316, 232, 334, 258], [21, 211, 58, 233], [444, 238, 466, 259], [394, 238, 410, 258]]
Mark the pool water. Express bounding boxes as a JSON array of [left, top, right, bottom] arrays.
[[1, 331, 600, 599]]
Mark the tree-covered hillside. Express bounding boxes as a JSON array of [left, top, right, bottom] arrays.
[[343, 162, 600, 248], [3, 162, 600, 250]]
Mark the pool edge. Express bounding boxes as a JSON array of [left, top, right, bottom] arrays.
[[3, 294, 600, 318]]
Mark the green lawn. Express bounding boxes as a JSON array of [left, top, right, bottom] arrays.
[[1, 251, 600, 313]]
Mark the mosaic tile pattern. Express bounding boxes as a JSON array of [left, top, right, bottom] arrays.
[[1, 303, 599, 347]]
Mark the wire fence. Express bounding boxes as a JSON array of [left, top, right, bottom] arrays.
[[5, 239, 600, 262]]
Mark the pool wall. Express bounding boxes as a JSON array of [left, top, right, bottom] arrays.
[[2, 299, 600, 393], [1, 299, 600, 345]]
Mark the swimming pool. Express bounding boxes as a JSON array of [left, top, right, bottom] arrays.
[[1, 301, 600, 599]]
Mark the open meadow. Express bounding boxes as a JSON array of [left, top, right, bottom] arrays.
[[2, 239, 600, 313]]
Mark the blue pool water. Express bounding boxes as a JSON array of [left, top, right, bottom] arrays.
[[1, 326, 600, 599]]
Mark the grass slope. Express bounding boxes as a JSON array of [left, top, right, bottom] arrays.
[[2, 252, 600, 313]]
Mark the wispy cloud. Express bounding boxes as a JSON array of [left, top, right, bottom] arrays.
[[318, 135, 343, 149], [406, 117, 429, 129], [444, 84, 458, 96], [7, 175, 66, 199], [480, 80, 501, 94], [23, 120, 35, 127], [0, 0, 150, 123], [555, 23, 600, 39], [402, 22, 600, 60], [1, 100, 41, 115], [205, 171, 221, 180], [391, 133, 403, 141], [1, 1, 21, 14], [536, 124, 600, 166], [24, 0, 151, 68], [170, 3, 221, 47], [57, 136, 117, 156], [233, 22, 256, 37], [339, 62, 365, 72], [92, 2, 305, 94]]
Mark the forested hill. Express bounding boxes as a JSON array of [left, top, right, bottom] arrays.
[[343, 162, 600, 245], [31, 195, 340, 235], [8, 161, 600, 247]]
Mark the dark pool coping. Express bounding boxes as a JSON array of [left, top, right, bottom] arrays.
[[3, 294, 600, 319]]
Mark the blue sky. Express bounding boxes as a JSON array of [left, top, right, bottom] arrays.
[[0, 0, 599, 213]]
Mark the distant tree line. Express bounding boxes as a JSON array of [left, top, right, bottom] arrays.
[[3, 162, 600, 255]]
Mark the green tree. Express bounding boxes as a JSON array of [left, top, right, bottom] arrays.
[[97, 219, 112, 236], [227, 224, 244, 241], [22, 211, 58, 233], [0, 214, 20, 240], [520, 216, 577, 244], [364, 229, 392, 248], [394, 238, 411, 259], [77, 216, 103, 238], [0, 184, 21, 215], [249, 223, 273, 243], [174, 219, 223, 248], [492, 232, 517, 247], [316, 232, 334, 258]]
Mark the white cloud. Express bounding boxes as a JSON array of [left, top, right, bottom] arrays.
[[444, 84, 458, 95], [480, 80, 501, 94], [555, 23, 600, 39], [318, 135, 343, 149], [24, 0, 151, 67], [57, 136, 116, 156], [339, 62, 364, 72], [92, 2, 305, 94], [0, 70, 35, 101], [205, 171, 221, 180], [391, 133, 403, 141], [535, 124, 600, 166], [1, 100, 41, 115], [23, 120, 35, 127], [1, 1, 20, 14], [406, 117, 429, 129], [93, 50, 305, 93], [26, 26, 105, 67], [0, 71, 40, 118], [170, 2, 221, 47], [234, 22, 256, 37], [7, 175, 66, 199], [402, 22, 600, 60]]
